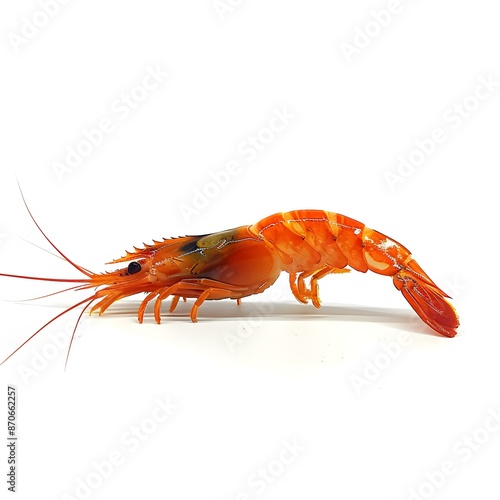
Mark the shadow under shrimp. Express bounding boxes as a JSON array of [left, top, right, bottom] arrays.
[[92, 299, 424, 333]]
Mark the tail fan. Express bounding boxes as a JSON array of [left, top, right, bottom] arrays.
[[393, 260, 459, 337]]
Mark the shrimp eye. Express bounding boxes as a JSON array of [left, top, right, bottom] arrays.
[[127, 261, 142, 275]]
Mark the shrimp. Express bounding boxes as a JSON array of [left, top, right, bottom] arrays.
[[0, 204, 459, 366]]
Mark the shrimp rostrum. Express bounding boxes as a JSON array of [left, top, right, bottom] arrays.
[[0, 208, 459, 364]]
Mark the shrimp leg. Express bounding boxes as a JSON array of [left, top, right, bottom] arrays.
[[138, 278, 253, 324], [289, 267, 350, 308]]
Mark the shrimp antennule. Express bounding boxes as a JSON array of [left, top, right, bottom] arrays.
[[0, 295, 97, 366], [15, 181, 95, 277], [0, 185, 99, 367]]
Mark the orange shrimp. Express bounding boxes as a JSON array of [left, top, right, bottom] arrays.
[[0, 204, 459, 366]]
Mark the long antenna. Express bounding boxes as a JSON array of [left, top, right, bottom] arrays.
[[65, 298, 95, 371], [16, 180, 95, 278], [0, 295, 96, 366]]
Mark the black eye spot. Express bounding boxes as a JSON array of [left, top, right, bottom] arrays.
[[127, 261, 142, 275]]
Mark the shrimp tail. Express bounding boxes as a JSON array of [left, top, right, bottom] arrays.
[[393, 259, 459, 337]]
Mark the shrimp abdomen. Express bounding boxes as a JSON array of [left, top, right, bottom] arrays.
[[250, 210, 459, 337], [250, 210, 359, 272]]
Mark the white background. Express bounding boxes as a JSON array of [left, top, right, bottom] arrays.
[[0, 1, 499, 499]]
